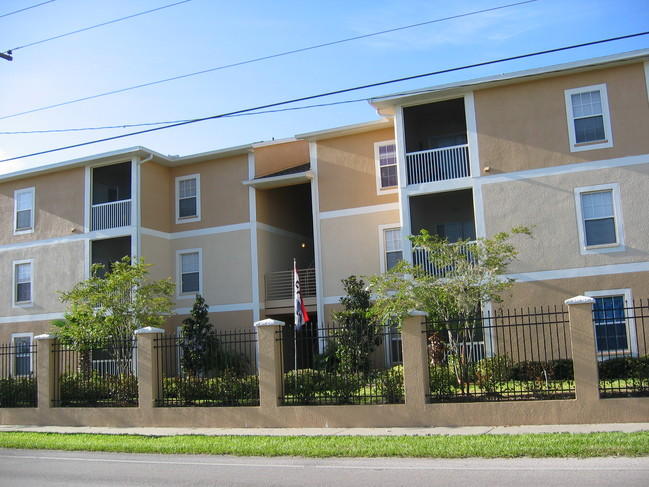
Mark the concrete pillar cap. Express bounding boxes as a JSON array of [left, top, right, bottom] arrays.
[[134, 326, 165, 335], [254, 318, 285, 327], [34, 333, 57, 340], [564, 295, 596, 305]]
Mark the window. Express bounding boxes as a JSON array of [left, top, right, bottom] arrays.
[[386, 324, 403, 366], [586, 289, 636, 357], [13, 260, 33, 306], [565, 84, 613, 151], [176, 174, 200, 223], [14, 188, 34, 234], [375, 141, 397, 192], [177, 249, 201, 296], [574, 184, 624, 254], [11, 333, 33, 376], [383, 227, 402, 271]]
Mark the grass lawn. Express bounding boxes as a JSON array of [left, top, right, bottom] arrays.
[[0, 431, 648, 458]]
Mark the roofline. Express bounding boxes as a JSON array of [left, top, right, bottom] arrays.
[[370, 48, 649, 110], [296, 118, 393, 141]]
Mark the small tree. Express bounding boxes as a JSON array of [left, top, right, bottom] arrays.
[[180, 294, 215, 377], [369, 227, 530, 394], [54, 257, 175, 376], [332, 276, 382, 376]]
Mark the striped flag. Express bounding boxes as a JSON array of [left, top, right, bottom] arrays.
[[294, 260, 310, 330]]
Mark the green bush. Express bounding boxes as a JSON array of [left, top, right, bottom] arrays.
[[284, 369, 325, 404], [59, 371, 137, 406], [376, 365, 404, 404], [597, 356, 649, 380], [475, 355, 512, 394], [0, 375, 36, 407], [429, 365, 457, 396]]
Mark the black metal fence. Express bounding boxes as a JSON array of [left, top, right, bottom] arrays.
[[278, 322, 404, 405], [0, 340, 37, 408], [51, 339, 138, 407], [155, 328, 259, 407], [596, 299, 649, 398], [426, 306, 575, 402]]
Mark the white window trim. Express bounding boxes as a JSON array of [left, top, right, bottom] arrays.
[[11, 332, 34, 376], [374, 140, 398, 195], [378, 224, 402, 273], [585, 289, 638, 357], [12, 259, 34, 308], [176, 248, 202, 299], [564, 84, 613, 152], [13, 187, 35, 235], [574, 183, 625, 255], [175, 174, 201, 224]]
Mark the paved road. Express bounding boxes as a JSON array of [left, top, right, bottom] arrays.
[[1, 449, 648, 487]]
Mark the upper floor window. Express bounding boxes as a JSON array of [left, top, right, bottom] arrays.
[[14, 188, 34, 234], [564, 84, 613, 152], [574, 184, 624, 254], [375, 141, 397, 193], [13, 260, 33, 306], [176, 174, 201, 223], [382, 227, 402, 272], [177, 249, 201, 297]]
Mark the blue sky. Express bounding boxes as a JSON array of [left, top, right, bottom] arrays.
[[0, 0, 647, 174]]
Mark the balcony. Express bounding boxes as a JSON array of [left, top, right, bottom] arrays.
[[91, 200, 131, 231], [265, 267, 316, 303], [406, 144, 470, 185], [412, 241, 476, 278]]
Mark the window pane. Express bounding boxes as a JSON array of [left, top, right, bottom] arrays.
[[178, 178, 196, 198], [386, 250, 402, 271], [574, 116, 605, 143], [380, 165, 397, 188], [179, 197, 197, 218], [582, 191, 613, 219], [16, 192, 32, 211], [16, 282, 31, 302], [584, 218, 616, 246], [182, 271, 199, 293], [181, 253, 199, 273], [593, 296, 628, 353], [16, 209, 32, 230]]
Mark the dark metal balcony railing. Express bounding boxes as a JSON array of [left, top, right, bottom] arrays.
[[91, 200, 131, 231], [265, 267, 316, 301], [406, 144, 470, 185]]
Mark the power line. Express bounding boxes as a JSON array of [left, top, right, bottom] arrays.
[[1, 0, 191, 58], [1, 31, 647, 164], [0, 0, 537, 120], [0, 1, 55, 20]]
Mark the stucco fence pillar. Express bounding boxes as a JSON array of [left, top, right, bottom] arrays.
[[134, 326, 165, 411], [34, 333, 59, 411], [254, 319, 285, 410], [401, 311, 429, 411]]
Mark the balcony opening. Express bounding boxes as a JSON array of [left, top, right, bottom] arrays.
[[91, 162, 132, 231], [403, 98, 469, 184], [91, 236, 131, 277]]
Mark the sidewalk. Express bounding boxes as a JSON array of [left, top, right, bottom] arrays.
[[1, 423, 648, 437]]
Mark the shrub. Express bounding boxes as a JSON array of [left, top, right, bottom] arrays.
[[429, 365, 457, 397], [0, 375, 36, 407], [283, 369, 326, 405], [475, 355, 512, 394], [59, 371, 109, 405], [323, 373, 363, 404], [376, 365, 404, 404]]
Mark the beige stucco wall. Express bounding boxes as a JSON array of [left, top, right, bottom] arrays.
[[140, 162, 172, 233], [319, 210, 400, 298], [475, 63, 649, 174], [0, 167, 85, 245], [254, 139, 310, 178], [316, 127, 398, 213], [481, 162, 649, 274], [164, 309, 255, 333]]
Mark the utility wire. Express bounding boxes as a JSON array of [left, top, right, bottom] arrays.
[[0, 0, 55, 20], [1, 0, 191, 57], [0, 0, 536, 121], [1, 31, 647, 164]]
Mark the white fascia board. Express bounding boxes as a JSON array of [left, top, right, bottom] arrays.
[[296, 118, 393, 141], [243, 170, 314, 189]]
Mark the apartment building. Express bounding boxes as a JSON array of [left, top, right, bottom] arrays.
[[1, 48, 648, 363]]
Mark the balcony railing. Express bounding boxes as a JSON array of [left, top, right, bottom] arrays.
[[406, 144, 470, 185], [266, 267, 316, 301], [91, 200, 131, 231], [412, 241, 476, 278]]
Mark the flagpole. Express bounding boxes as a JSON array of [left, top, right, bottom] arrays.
[[293, 258, 298, 375]]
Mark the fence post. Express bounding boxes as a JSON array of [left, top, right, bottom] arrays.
[[34, 334, 58, 410], [134, 326, 165, 411], [565, 296, 599, 403], [401, 311, 429, 408], [254, 319, 285, 409]]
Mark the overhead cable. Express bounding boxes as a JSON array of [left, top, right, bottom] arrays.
[[0, 0, 536, 120], [1, 31, 647, 163], [0, 1, 55, 20]]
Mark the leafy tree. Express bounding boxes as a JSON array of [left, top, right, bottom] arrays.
[[54, 257, 175, 376], [368, 227, 531, 394], [180, 294, 215, 377]]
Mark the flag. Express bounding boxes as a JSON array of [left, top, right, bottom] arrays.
[[294, 260, 310, 330]]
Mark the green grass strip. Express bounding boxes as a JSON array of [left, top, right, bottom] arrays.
[[1, 431, 648, 458]]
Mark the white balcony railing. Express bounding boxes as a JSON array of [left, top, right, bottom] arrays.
[[91, 199, 131, 231], [412, 241, 476, 278], [265, 267, 316, 302], [406, 144, 470, 185]]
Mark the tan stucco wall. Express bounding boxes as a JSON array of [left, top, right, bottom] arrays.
[[165, 310, 255, 333], [254, 139, 310, 178], [169, 154, 250, 232], [0, 167, 85, 245], [481, 162, 649, 274], [316, 127, 398, 213], [319, 210, 400, 298], [140, 162, 171, 233], [140, 233, 172, 283], [475, 63, 649, 174]]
